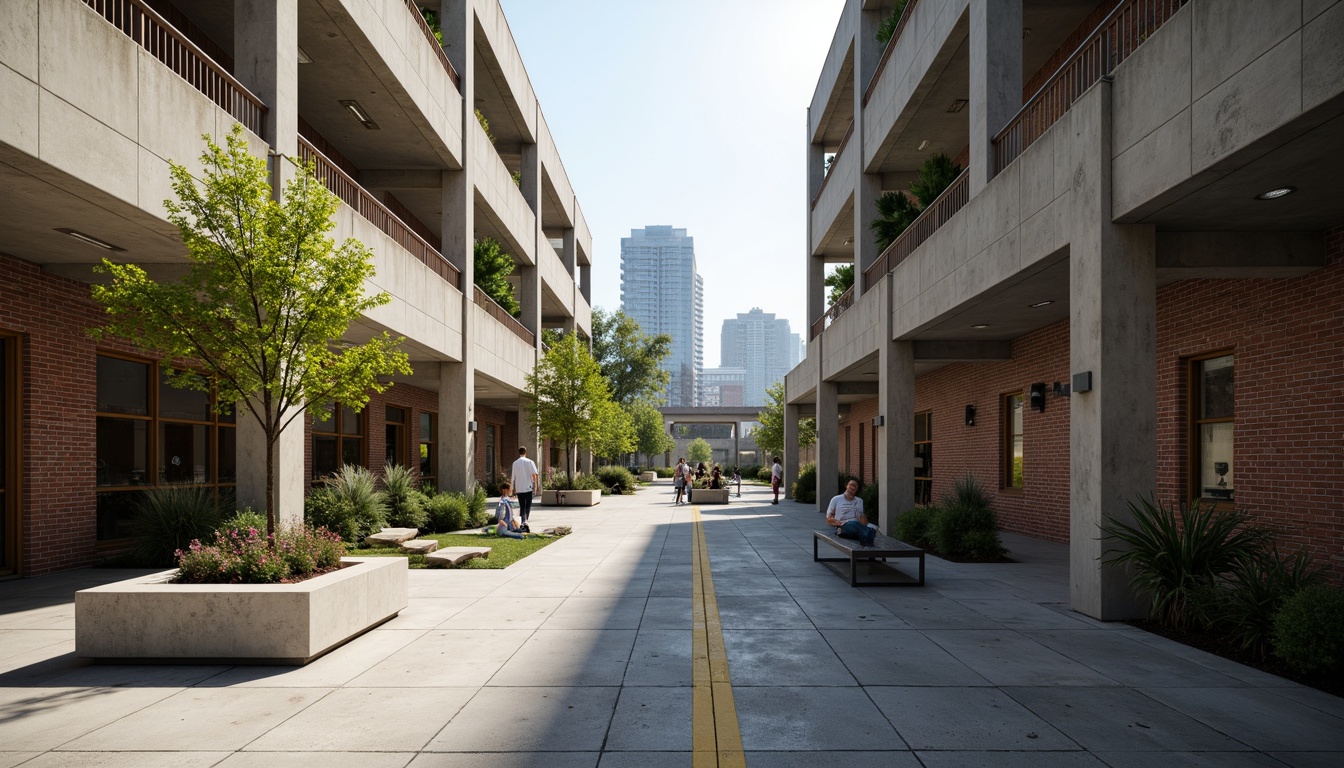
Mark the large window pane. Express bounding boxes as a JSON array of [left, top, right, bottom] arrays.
[[96, 357, 148, 416], [218, 427, 237, 483], [1200, 355, 1234, 419], [313, 435, 338, 479], [341, 437, 363, 468], [1199, 422, 1235, 501], [159, 422, 210, 483], [97, 491, 144, 541], [96, 418, 149, 486], [1006, 394, 1024, 488], [341, 406, 362, 435], [158, 372, 211, 421]]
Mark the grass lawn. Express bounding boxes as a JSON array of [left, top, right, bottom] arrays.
[[356, 532, 558, 569]]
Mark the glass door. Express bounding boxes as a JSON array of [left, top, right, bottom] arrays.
[[0, 334, 18, 576]]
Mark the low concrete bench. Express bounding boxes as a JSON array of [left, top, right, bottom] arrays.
[[400, 539, 439, 555], [813, 529, 925, 587], [364, 528, 419, 547], [425, 547, 491, 568]]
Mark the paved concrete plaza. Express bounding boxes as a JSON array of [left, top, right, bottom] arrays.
[[1, 483, 1342, 767]]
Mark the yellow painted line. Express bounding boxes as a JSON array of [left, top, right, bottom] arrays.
[[691, 506, 746, 768]]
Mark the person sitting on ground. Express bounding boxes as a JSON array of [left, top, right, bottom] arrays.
[[709, 465, 723, 489], [493, 481, 524, 539], [826, 479, 876, 547]]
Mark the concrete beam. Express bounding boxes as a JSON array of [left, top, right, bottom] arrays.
[[837, 382, 879, 396], [912, 340, 1014, 361], [1155, 230, 1325, 278], [969, 0, 1022, 194], [360, 170, 442, 189]]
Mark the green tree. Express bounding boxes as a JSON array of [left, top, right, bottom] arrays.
[[870, 153, 962, 251], [91, 126, 410, 535], [591, 308, 672, 406], [526, 332, 618, 487], [590, 401, 636, 463], [474, 237, 519, 317], [871, 190, 921, 251], [687, 437, 713, 465], [631, 401, 675, 466], [909, 153, 962, 208], [751, 381, 816, 461], [825, 264, 854, 305], [876, 0, 910, 44]]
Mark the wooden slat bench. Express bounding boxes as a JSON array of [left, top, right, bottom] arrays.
[[813, 529, 925, 587]]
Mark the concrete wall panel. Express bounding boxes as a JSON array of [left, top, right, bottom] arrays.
[[39, 0, 139, 141], [1020, 195, 1071, 269], [1303, 1, 1344, 111], [1190, 32, 1302, 173], [811, 137, 857, 254], [470, 120, 536, 263], [474, 0, 538, 141], [539, 246, 574, 317], [1112, 109, 1191, 217], [1111, 3, 1191, 156], [471, 304, 532, 391], [0, 0, 37, 80], [538, 113, 575, 226], [39, 91, 138, 206], [1191, 0, 1300, 100], [809, 0, 857, 141], [0, 64, 39, 156]]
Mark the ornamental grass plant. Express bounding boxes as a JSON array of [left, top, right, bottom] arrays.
[[129, 484, 228, 567]]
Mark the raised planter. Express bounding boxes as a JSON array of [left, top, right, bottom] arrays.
[[691, 489, 730, 504], [75, 557, 407, 665], [640, 471, 657, 482], [541, 489, 601, 506]]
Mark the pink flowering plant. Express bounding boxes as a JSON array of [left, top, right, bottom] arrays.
[[175, 524, 346, 584]]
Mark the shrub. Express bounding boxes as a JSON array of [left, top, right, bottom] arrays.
[[129, 485, 226, 567], [1101, 497, 1272, 629], [1207, 545, 1324, 658], [482, 472, 510, 497], [793, 463, 817, 503], [944, 473, 992, 511], [425, 492, 470, 533], [382, 463, 428, 529], [596, 466, 637, 494], [895, 507, 936, 549], [933, 505, 1004, 560], [1273, 585, 1344, 675], [546, 472, 605, 492], [654, 466, 676, 478], [274, 525, 345, 574], [738, 464, 762, 481], [218, 508, 267, 537], [175, 525, 345, 584], [962, 528, 1006, 561], [468, 485, 488, 524], [757, 465, 774, 483], [859, 482, 880, 525], [304, 465, 387, 545]]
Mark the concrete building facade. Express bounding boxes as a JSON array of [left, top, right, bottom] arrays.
[[619, 226, 704, 407], [700, 367, 746, 408], [720, 308, 799, 406], [789, 0, 1344, 619], [0, 0, 592, 576]]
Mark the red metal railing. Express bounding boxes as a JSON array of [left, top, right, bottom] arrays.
[[811, 119, 855, 210], [296, 136, 462, 289], [82, 0, 267, 136], [862, 0, 921, 107], [474, 287, 535, 346], [863, 169, 970, 286], [809, 285, 855, 341], [992, 0, 1187, 173], [404, 0, 461, 90]]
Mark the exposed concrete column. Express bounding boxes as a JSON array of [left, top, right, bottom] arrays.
[[579, 264, 592, 304], [233, 0, 302, 523], [852, 3, 886, 297], [1069, 82, 1155, 621], [969, 0, 1022, 194], [807, 255, 826, 335], [437, 362, 474, 491], [877, 337, 915, 537], [807, 116, 825, 205], [784, 403, 800, 498], [519, 141, 543, 342], [560, 228, 578, 334], [854, 172, 883, 295], [815, 380, 840, 514]]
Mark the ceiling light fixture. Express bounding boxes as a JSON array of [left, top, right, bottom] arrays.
[[55, 228, 124, 251], [947, 99, 968, 113], [1255, 186, 1295, 200], [297, 47, 313, 64], [917, 139, 930, 151], [971, 323, 989, 329], [339, 99, 379, 129], [1029, 300, 1054, 308], [843, 236, 855, 245]]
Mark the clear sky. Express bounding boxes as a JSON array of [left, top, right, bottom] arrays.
[[497, 0, 847, 365]]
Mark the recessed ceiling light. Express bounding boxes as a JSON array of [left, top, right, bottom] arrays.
[[946, 99, 968, 113], [1029, 300, 1054, 308], [1255, 186, 1295, 200], [339, 99, 379, 129], [863, 372, 878, 377], [843, 236, 855, 245], [54, 228, 124, 251], [971, 323, 989, 329], [917, 139, 930, 150]]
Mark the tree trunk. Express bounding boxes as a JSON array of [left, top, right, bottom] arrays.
[[265, 429, 276, 537]]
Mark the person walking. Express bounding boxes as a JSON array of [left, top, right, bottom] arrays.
[[770, 457, 783, 504], [511, 447, 540, 526], [674, 457, 688, 505]]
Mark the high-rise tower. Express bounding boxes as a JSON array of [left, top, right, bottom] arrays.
[[620, 226, 703, 406]]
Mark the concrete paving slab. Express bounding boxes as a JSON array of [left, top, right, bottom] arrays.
[[378, 597, 477, 630], [245, 686, 474, 752], [722, 629, 856, 686], [487, 629, 636, 687], [1123, 629, 1300, 688], [1023, 629, 1249, 688], [569, 578, 653, 599], [595, 753, 686, 768], [867, 686, 1079, 751], [36, 662, 231, 689], [731, 686, 907, 751], [423, 686, 619, 752], [411, 755, 598, 768], [790, 594, 911, 630], [623, 629, 693, 687], [863, 594, 1007, 630], [0, 754, 38, 768], [539, 597, 646, 630], [1263, 754, 1344, 768], [446, 597, 564, 630], [219, 754, 416, 768], [820, 629, 992, 686], [0, 599, 76, 630], [1139, 686, 1344, 752], [604, 686, 692, 751], [1094, 753, 1288, 767], [957, 597, 1098, 629], [19, 753, 233, 767], [0, 629, 70, 662], [0, 686, 180, 751], [925, 630, 1122, 687], [58, 686, 327, 751], [742, 753, 922, 768], [200, 628, 423, 688], [1003, 686, 1250, 752], [349, 629, 532, 688], [637, 597, 691, 629], [715, 594, 809, 629], [917, 752, 1108, 767]]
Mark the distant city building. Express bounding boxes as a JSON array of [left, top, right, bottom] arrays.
[[700, 367, 746, 407], [620, 226, 703, 407], [719, 308, 796, 405]]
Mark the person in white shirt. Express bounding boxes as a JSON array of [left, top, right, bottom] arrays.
[[770, 457, 783, 504], [510, 447, 540, 526], [673, 458, 688, 505], [826, 479, 875, 547]]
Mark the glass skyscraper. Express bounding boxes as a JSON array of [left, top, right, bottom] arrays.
[[720, 308, 797, 406], [620, 226, 703, 407]]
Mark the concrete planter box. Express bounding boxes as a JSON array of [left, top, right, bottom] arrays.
[[690, 489, 730, 504], [74, 557, 407, 665], [640, 471, 657, 482], [541, 489, 601, 506]]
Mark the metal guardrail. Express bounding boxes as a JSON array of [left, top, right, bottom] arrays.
[[474, 287, 535, 346], [82, 0, 267, 136], [862, 0, 922, 107], [993, 0, 1187, 173], [811, 119, 855, 210], [809, 285, 855, 341], [863, 169, 970, 286], [403, 0, 461, 90], [297, 137, 462, 289]]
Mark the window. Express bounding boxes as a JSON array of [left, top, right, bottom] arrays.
[[419, 412, 436, 487], [95, 355, 236, 540], [1, 333, 18, 575], [385, 406, 407, 467], [1003, 393, 1024, 489], [485, 424, 496, 479], [914, 411, 932, 505], [1190, 353, 1234, 502], [312, 404, 365, 480]]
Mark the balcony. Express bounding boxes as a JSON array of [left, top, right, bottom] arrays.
[[82, 0, 266, 136], [863, 168, 970, 285], [402, 0, 460, 90], [474, 286, 535, 347], [809, 286, 854, 341], [862, 0, 923, 109], [811, 120, 855, 211]]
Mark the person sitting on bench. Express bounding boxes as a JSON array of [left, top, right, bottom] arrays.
[[826, 479, 875, 547]]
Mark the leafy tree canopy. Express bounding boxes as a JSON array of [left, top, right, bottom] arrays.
[[687, 437, 713, 465], [751, 381, 816, 461], [870, 153, 962, 251], [631, 401, 675, 465], [91, 125, 410, 533], [876, 0, 910, 45], [474, 237, 520, 317], [591, 308, 672, 406], [825, 264, 854, 306], [526, 332, 621, 487]]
